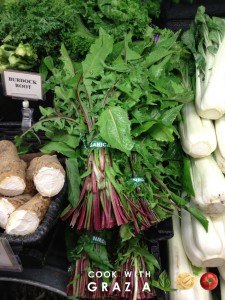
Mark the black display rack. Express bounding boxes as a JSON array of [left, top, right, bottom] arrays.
[[162, 0, 225, 32]]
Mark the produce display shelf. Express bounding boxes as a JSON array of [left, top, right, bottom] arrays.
[[0, 266, 69, 298], [0, 121, 48, 152]]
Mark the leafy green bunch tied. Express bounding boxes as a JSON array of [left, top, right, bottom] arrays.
[[19, 26, 208, 232]]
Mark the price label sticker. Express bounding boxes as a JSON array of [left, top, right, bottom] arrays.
[[0, 238, 23, 272], [1, 70, 43, 100]]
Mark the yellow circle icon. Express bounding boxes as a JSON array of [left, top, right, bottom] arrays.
[[176, 272, 196, 290]]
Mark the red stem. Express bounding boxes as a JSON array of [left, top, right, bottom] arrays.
[[102, 79, 120, 107], [123, 194, 148, 217], [76, 75, 92, 133], [76, 200, 87, 230], [110, 183, 128, 225], [70, 209, 80, 227], [93, 191, 101, 230]]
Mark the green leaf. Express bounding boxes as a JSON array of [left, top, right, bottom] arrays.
[[66, 158, 81, 207], [80, 167, 92, 179], [156, 30, 180, 50], [54, 86, 68, 102], [182, 157, 195, 196], [60, 44, 75, 77], [43, 56, 55, 72], [185, 205, 209, 231], [160, 105, 183, 125], [83, 243, 113, 270], [140, 251, 160, 269], [54, 86, 75, 102], [132, 120, 156, 137], [82, 28, 114, 97], [119, 223, 135, 242], [54, 134, 80, 149], [150, 123, 174, 142], [39, 60, 48, 81], [142, 49, 175, 68], [40, 141, 77, 158], [98, 106, 134, 155], [133, 142, 157, 169], [124, 32, 141, 61], [39, 106, 55, 117], [148, 55, 171, 79], [170, 192, 187, 207], [16, 146, 30, 155], [157, 270, 173, 291]]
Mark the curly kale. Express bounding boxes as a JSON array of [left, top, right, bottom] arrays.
[[0, 0, 162, 60], [0, 0, 94, 59], [73, 0, 162, 41], [60, 14, 95, 61]]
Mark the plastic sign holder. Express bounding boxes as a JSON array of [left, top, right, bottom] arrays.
[[0, 238, 23, 272], [1, 70, 44, 131]]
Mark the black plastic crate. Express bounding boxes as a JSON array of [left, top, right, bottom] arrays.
[[162, 0, 225, 32], [144, 218, 174, 243]]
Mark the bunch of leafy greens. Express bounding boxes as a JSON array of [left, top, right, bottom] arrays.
[[0, 0, 161, 61], [0, 0, 95, 60], [19, 26, 208, 231], [66, 230, 113, 299], [111, 234, 172, 298]]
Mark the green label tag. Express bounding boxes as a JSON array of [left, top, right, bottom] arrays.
[[127, 177, 145, 186], [91, 235, 106, 246], [89, 140, 111, 149]]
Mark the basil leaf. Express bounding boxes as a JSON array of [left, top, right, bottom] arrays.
[[191, 264, 202, 276], [158, 271, 172, 291]]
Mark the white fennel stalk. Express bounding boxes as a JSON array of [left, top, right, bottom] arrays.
[[190, 155, 225, 216], [181, 208, 225, 268], [168, 213, 212, 300], [179, 101, 217, 158]]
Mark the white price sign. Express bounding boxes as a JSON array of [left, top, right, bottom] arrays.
[[2, 70, 43, 100], [0, 238, 22, 272]]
